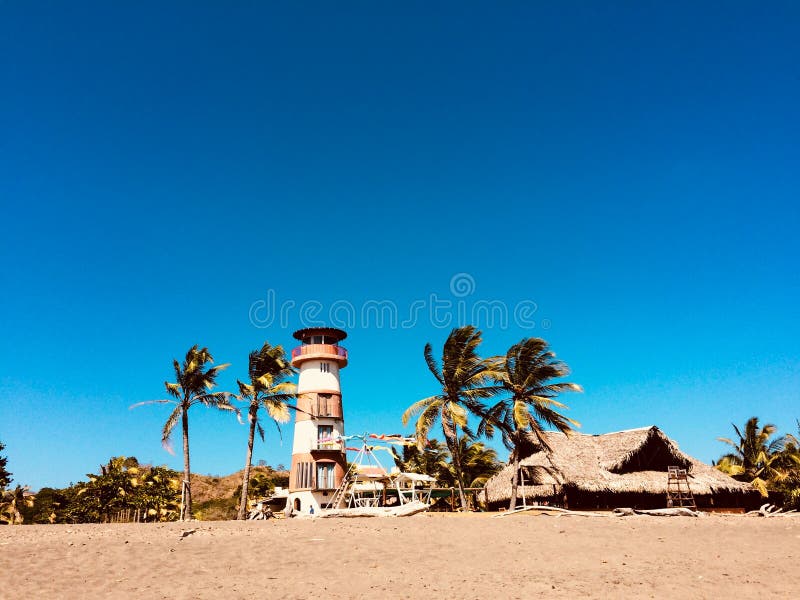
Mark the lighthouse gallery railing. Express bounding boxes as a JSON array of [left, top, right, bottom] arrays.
[[291, 344, 348, 360]]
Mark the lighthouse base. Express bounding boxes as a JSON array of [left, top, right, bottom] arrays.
[[285, 490, 341, 516]]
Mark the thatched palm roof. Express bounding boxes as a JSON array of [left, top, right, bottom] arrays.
[[484, 426, 755, 504]]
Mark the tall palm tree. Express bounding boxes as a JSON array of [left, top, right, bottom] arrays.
[[480, 338, 581, 510], [132, 345, 235, 520], [402, 326, 501, 508], [236, 342, 296, 520], [716, 416, 789, 497]]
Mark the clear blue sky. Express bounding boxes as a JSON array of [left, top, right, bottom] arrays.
[[1, 2, 798, 490]]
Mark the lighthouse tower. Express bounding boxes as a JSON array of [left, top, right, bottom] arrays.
[[287, 327, 348, 514]]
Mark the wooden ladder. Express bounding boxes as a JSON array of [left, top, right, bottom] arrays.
[[666, 466, 696, 509], [324, 461, 359, 509]]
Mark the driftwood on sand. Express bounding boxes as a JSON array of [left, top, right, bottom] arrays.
[[247, 506, 274, 520], [614, 507, 699, 517], [492, 505, 609, 518], [493, 505, 701, 518], [746, 503, 798, 518]]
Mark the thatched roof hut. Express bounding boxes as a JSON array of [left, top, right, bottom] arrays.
[[484, 426, 758, 510]]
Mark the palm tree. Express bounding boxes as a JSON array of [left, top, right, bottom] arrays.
[[480, 338, 582, 510], [236, 342, 296, 520], [391, 439, 451, 484], [774, 421, 800, 508], [132, 345, 235, 520], [80, 456, 141, 523], [716, 417, 788, 497], [454, 435, 503, 488], [0, 485, 32, 525], [391, 436, 500, 509], [402, 326, 501, 508], [138, 466, 181, 522]]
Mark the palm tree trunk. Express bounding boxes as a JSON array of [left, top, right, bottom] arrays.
[[509, 450, 521, 511], [444, 426, 468, 509], [452, 447, 469, 509], [238, 403, 257, 520], [509, 426, 522, 511], [181, 405, 192, 521]]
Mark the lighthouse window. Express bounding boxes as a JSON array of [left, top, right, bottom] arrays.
[[317, 463, 335, 489], [317, 393, 332, 416], [296, 462, 314, 489], [317, 425, 333, 447], [320, 362, 330, 373]]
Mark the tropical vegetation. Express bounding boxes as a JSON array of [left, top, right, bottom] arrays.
[[0, 441, 32, 525], [391, 439, 451, 484], [452, 435, 503, 488], [0, 441, 11, 490], [716, 417, 800, 504], [777, 424, 800, 508], [392, 436, 502, 488], [14, 459, 290, 524], [1, 485, 31, 525], [14, 457, 180, 524], [391, 436, 501, 509]]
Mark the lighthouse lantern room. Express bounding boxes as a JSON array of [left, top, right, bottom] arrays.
[[287, 327, 349, 514]]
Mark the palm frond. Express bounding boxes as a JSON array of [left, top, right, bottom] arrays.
[[269, 382, 297, 396], [424, 343, 444, 384], [477, 401, 507, 439], [164, 382, 182, 399], [129, 399, 176, 410], [414, 402, 441, 448], [446, 401, 468, 428], [256, 373, 275, 390], [237, 380, 255, 399], [203, 363, 231, 390], [193, 392, 241, 425], [161, 405, 183, 453], [512, 400, 531, 429], [402, 396, 441, 426], [271, 419, 284, 443], [263, 398, 291, 423]]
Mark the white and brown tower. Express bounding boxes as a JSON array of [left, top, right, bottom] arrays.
[[287, 327, 348, 514]]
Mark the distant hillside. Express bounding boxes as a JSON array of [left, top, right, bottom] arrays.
[[189, 466, 289, 520]]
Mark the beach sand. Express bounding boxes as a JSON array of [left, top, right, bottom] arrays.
[[2, 513, 798, 598]]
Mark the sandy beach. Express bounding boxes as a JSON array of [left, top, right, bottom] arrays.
[[2, 513, 798, 598]]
